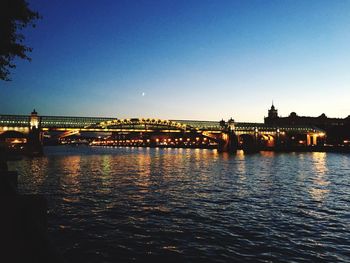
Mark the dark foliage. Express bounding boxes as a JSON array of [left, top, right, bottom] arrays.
[[0, 0, 40, 81]]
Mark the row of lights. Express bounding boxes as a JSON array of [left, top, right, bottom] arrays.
[[91, 137, 210, 145], [101, 118, 187, 128], [1, 126, 29, 131]]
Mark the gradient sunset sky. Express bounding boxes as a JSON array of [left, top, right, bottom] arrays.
[[1, 0, 350, 122]]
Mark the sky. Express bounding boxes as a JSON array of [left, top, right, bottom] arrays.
[[1, 0, 350, 122]]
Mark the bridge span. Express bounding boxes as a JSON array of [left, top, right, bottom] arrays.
[[0, 110, 326, 153]]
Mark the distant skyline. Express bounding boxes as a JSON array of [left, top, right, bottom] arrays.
[[1, 0, 350, 122]]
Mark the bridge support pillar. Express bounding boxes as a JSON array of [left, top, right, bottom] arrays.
[[26, 110, 43, 156], [275, 128, 282, 150], [27, 128, 43, 156], [217, 118, 238, 154], [218, 131, 238, 153]]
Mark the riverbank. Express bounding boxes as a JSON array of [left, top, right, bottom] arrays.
[[0, 162, 63, 263]]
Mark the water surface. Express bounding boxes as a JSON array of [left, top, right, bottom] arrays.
[[9, 146, 350, 262]]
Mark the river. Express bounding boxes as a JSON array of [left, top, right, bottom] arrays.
[[8, 146, 350, 262]]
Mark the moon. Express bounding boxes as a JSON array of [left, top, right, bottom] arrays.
[[142, 92, 145, 97]]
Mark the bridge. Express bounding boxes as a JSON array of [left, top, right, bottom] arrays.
[[0, 110, 326, 154]]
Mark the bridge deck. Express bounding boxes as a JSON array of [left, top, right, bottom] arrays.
[[0, 114, 324, 133]]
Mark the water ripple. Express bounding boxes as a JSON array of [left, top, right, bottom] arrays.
[[8, 147, 350, 262]]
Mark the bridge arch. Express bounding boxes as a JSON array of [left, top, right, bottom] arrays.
[[260, 134, 276, 148], [0, 130, 27, 138], [0, 130, 27, 145], [93, 118, 197, 132]]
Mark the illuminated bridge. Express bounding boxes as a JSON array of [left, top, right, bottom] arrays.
[[0, 110, 326, 152]]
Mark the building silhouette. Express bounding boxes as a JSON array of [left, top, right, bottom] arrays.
[[264, 103, 350, 145]]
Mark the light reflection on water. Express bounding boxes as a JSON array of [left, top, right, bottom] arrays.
[[309, 152, 330, 202], [8, 146, 350, 262]]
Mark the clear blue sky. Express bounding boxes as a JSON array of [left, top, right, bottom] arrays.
[[1, 0, 350, 122]]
